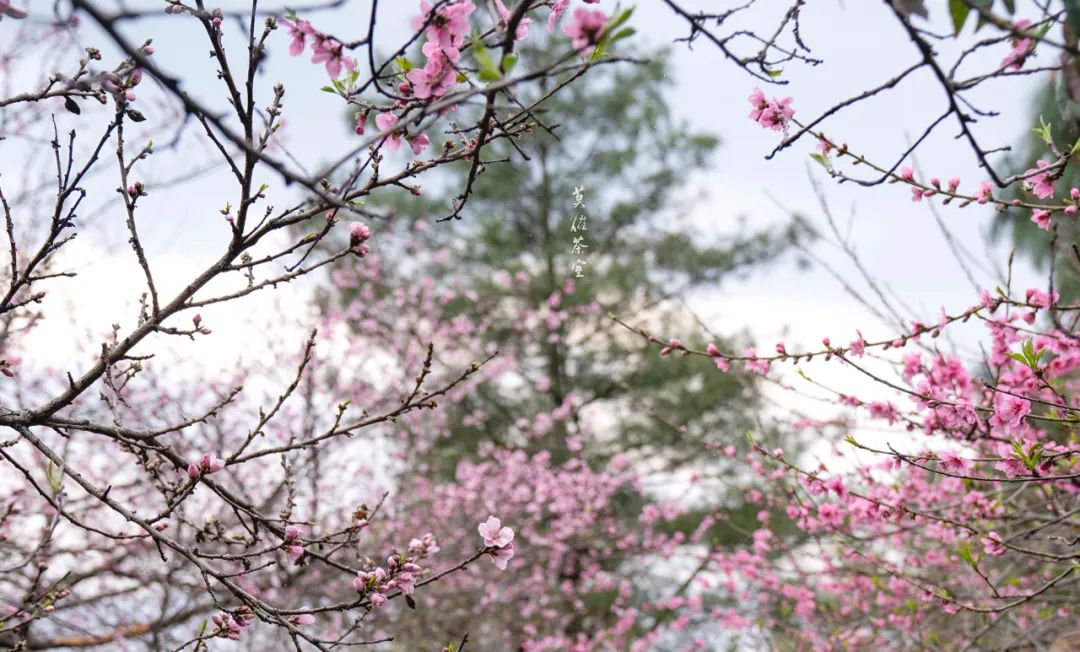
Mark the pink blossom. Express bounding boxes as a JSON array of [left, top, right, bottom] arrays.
[[939, 452, 972, 473], [563, 8, 607, 53], [867, 401, 897, 425], [1024, 160, 1055, 199], [281, 18, 315, 56], [375, 113, 402, 152], [989, 394, 1031, 430], [757, 97, 794, 131], [290, 614, 316, 626], [982, 531, 1006, 556], [849, 331, 866, 357], [495, 0, 531, 42], [547, 0, 569, 31], [742, 348, 770, 376], [489, 541, 515, 569], [976, 181, 993, 204], [1030, 209, 1052, 230], [899, 166, 914, 182], [659, 338, 682, 357], [187, 452, 224, 479], [310, 37, 356, 78], [478, 515, 514, 547], [1025, 288, 1058, 309], [1001, 19, 1034, 70], [412, 1, 475, 59], [409, 133, 431, 156]]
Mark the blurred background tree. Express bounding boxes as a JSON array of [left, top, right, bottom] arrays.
[[323, 39, 812, 647]]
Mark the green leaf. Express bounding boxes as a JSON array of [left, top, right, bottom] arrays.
[[611, 27, 636, 42], [46, 460, 63, 494], [472, 36, 502, 82], [955, 542, 977, 569], [395, 56, 414, 73], [501, 53, 518, 74], [810, 152, 833, 172], [1002, 0, 1016, 13], [949, 0, 971, 34], [320, 86, 336, 93], [1033, 115, 1053, 146]]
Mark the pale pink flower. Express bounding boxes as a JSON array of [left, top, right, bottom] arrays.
[[187, 452, 224, 479], [489, 541, 515, 569], [478, 515, 514, 547], [375, 113, 402, 152]]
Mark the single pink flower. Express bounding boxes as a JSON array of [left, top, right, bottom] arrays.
[[375, 113, 402, 152], [849, 331, 866, 357], [982, 531, 1006, 556], [989, 394, 1031, 430], [1030, 209, 1052, 230], [1024, 160, 1055, 199], [478, 515, 514, 547], [349, 221, 371, 246], [1001, 20, 1034, 70], [939, 452, 972, 473], [563, 7, 607, 53], [310, 37, 356, 78], [489, 541, 515, 570], [280, 18, 315, 56], [409, 133, 431, 156]]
